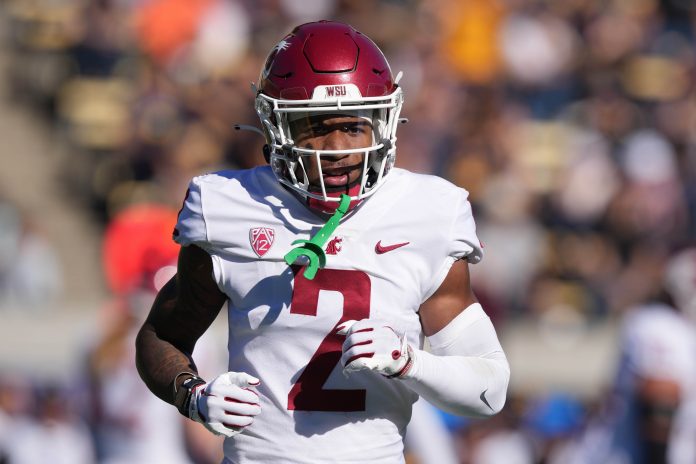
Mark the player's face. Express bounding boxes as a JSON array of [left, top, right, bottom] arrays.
[[289, 114, 374, 190]]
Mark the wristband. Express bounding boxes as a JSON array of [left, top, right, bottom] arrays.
[[173, 372, 206, 418]]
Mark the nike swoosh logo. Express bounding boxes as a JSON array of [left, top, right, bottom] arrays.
[[375, 241, 410, 254], [480, 389, 493, 411]]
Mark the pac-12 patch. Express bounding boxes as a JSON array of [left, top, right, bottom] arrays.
[[250, 227, 275, 257]]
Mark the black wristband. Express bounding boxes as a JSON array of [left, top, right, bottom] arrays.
[[173, 373, 206, 418]]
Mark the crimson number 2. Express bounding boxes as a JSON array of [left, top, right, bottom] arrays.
[[287, 267, 370, 412]]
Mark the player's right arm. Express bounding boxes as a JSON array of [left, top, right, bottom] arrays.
[[136, 244, 262, 437], [135, 243, 226, 404]]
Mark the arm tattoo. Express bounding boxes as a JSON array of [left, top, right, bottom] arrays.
[[135, 245, 226, 404]]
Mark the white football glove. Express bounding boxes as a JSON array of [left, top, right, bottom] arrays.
[[190, 372, 261, 437], [337, 319, 414, 378]]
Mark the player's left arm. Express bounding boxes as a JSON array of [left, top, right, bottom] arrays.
[[340, 259, 510, 417], [417, 257, 478, 336], [410, 258, 509, 416]]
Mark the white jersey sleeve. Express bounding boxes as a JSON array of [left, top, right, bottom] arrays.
[[449, 189, 483, 263], [173, 176, 208, 247], [422, 183, 483, 301]]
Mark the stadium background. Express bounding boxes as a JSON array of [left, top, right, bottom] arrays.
[[0, 0, 694, 462]]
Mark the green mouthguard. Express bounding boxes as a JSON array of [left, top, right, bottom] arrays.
[[284, 194, 351, 279]]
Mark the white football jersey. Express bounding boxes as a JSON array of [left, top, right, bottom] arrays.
[[175, 166, 483, 464]]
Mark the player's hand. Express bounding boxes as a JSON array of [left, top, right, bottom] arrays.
[[190, 372, 261, 437], [337, 319, 413, 378]]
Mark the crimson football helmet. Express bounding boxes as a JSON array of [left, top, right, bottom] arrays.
[[255, 21, 404, 211]]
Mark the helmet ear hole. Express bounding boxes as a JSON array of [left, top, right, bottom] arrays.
[[262, 144, 272, 163]]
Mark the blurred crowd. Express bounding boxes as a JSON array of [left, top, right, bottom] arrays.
[[1, 0, 696, 462]]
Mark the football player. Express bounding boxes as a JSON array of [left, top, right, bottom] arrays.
[[136, 21, 509, 463], [566, 248, 696, 464]]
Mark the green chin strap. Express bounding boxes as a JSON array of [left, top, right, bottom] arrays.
[[284, 194, 351, 279]]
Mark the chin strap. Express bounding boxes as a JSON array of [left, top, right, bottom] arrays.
[[284, 194, 351, 279]]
